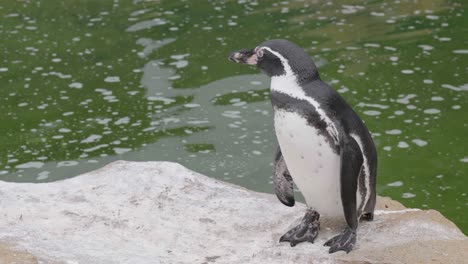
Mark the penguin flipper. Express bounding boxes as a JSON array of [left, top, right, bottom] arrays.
[[325, 136, 363, 253], [273, 146, 295, 207], [339, 136, 363, 231]]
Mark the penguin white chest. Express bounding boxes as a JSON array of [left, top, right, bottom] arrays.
[[274, 109, 343, 218]]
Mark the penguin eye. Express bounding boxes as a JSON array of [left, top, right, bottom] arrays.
[[256, 48, 264, 58]]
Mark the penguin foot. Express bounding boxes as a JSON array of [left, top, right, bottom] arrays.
[[279, 209, 320, 247], [361, 212, 374, 221], [324, 228, 356, 254]]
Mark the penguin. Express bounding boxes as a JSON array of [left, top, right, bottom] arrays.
[[228, 39, 377, 253]]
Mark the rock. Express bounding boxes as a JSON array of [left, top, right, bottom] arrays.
[[0, 161, 466, 263], [0, 242, 40, 264]]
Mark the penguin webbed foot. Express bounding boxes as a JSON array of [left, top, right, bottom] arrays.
[[324, 228, 356, 254], [361, 212, 374, 221], [279, 209, 320, 247]]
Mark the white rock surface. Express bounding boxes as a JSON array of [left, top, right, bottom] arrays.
[[0, 161, 466, 263]]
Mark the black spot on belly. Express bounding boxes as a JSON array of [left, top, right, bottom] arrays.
[[317, 152, 322, 157], [300, 155, 304, 159]]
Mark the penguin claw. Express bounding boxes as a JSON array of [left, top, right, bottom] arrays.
[[324, 228, 356, 254], [279, 209, 320, 247]]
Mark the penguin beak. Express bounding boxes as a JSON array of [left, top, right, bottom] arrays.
[[228, 49, 257, 65]]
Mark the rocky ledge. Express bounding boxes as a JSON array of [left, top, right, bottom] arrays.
[[0, 161, 466, 263]]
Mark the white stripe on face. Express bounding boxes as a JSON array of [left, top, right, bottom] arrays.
[[259, 47, 294, 77]]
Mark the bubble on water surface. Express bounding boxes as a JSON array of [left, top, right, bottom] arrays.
[[184, 103, 200, 108], [57, 161, 79, 167], [402, 193, 416, 198], [147, 96, 175, 104], [385, 129, 402, 135], [114, 148, 132, 155], [169, 60, 188, 69], [363, 110, 381, 116], [168, 75, 181, 80], [170, 54, 190, 60], [412, 139, 428, 147], [5, 13, 20, 18], [431, 96, 444, 101], [130, 8, 152, 17], [0, 68, 8, 72], [69, 82, 83, 89], [36, 171, 50, 181], [357, 103, 389, 109], [438, 37, 451, 42], [81, 134, 102, 143], [401, 69, 414, 74], [397, 141, 409, 148], [15, 162, 44, 169], [387, 181, 403, 187], [452, 50, 468, 54], [162, 117, 180, 125], [396, 94, 417, 104], [45, 72, 72, 79], [83, 144, 109, 153], [418, 45, 433, 51], [364, 43, 380, 48], [126, 18, 167, 32], [222, 111, 241, 119], [441, 84, 468, 91], [104, 76, 120, 83], [423, 108, 440, 114], [115, 117, 130, 125], [370, 12, 385, 17], [340, 5, 364, 15]]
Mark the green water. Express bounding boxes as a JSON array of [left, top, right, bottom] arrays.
[[1, 0, 466, 233]]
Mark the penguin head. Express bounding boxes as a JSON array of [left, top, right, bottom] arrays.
[[229, 39, 319, 82]]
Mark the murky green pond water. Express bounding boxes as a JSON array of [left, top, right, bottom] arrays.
[[1, 0, 466, 233]]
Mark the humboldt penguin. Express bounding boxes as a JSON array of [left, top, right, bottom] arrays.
[[229, 39, 377, 253]]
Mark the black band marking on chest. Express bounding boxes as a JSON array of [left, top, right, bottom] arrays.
[[271, 91, 340, 154]]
